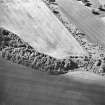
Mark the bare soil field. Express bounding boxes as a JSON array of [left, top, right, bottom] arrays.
[[0, 56, 105, 105]]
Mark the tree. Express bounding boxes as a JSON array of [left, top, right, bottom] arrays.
[[49, 0, 55, 2]]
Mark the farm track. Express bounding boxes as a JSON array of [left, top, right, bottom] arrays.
[[0, 56, 105, 105]]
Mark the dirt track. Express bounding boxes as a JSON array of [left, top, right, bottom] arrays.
[[0, 56, 105, 105]]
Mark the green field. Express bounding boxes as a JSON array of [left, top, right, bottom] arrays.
[[57, 0, 105, 47], [0, 56, 105, 105]]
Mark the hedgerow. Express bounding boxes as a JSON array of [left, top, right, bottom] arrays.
[[0, 28, 80, 74], [0, 0, 105, 75]]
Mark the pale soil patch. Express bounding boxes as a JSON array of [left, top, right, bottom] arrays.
[[65, 71, 105, 85], [101, 17, 105, 23]]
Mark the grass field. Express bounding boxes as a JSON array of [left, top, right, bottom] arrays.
[[101, 17, 105, 23], [57, 0, 105, 47], [98, 0, 105, 4], [0, 0, 105, 105], [0, 56, 105, 105], [0, 0, 85, 59]]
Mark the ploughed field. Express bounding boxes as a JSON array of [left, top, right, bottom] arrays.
[[0, 56, 105, 105]]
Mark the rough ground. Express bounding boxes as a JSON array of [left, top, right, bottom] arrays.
[[0, 56, 105, 105]]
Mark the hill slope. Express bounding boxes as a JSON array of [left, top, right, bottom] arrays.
[[57, 0, 105, 47], [0, 56, 105, 105], [0, 0, 85, 59]]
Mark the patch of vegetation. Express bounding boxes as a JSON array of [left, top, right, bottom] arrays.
[[0, 0, 105, 75], [0, 28, 80, 74], [42, 0, 105, 75]]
